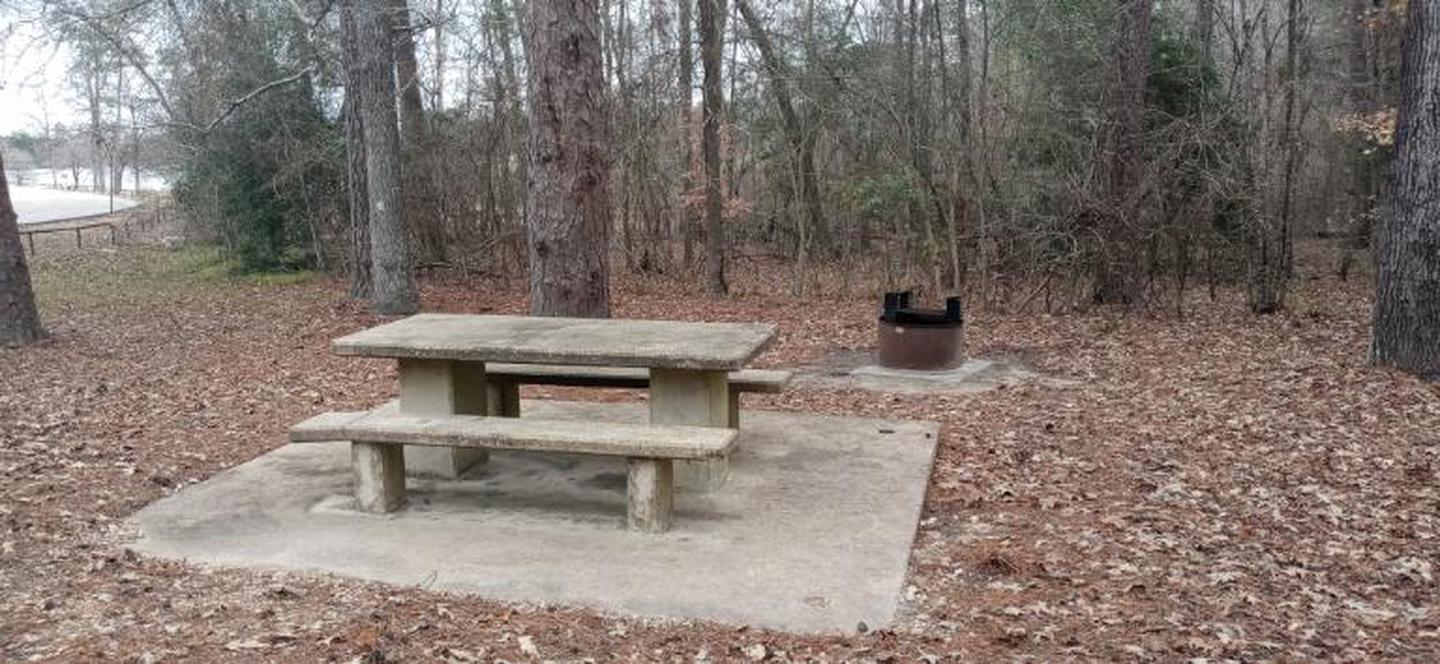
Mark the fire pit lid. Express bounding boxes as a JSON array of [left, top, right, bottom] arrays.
[[880, 291, 963, 328]]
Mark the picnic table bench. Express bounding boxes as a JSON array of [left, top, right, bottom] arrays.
[[482, 363, 791, 426], [291, 313, 780, 532]]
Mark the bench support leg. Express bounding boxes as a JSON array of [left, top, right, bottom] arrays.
[[399, 359, 490, 478], [627, 458, 674, 532], [486, 379, 521, 418], [353, 442, 406, 513], [727, 386, 742, 429], [650, 368, 730, 491]]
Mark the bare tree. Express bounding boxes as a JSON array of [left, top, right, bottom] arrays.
[[736, 0, 829, 261], [524, 0, 612, 317], [356, 0, 419, 315], [699, 0, 728, 295], [0, 150, 44, 346], [391, 0, 445, 262], [1372, 0, 1440, 378], [1092, 0, 1152, 304], [678, 0, 695, 269]]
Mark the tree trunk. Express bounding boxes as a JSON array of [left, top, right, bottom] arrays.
[[1372, 0, 1440, 378], [1196, 0, 1214, 60], [946, 0, 974, 290], [340, 0, 372, 300], [344, 92, 373, 299], [699, 0, 728, 295], [1345, 0, 1379, 235], [678, 0, 695, 269], [524, 0, 612, 317], [492, 0, 527, 268], [1092, 0, 1152, 304], [1248, 0, 1304, 314], [390, 0, 445, 263], [88, 64, 105, 194], [0, 150, 44, 346], [735, 0, 830, 259], [356, 0, 419, 315]]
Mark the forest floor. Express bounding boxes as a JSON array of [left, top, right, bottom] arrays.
[[2, 215, 1438, 662]]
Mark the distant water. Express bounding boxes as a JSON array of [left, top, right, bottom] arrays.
[[9, 185, 138, 225], [7, 167, 171, 193]]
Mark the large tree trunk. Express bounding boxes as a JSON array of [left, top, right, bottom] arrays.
[[356, 0, 419, 315], [1372, 0, 1440, 378], [735, 0, 830, 259], [390, 0, 445, 262], [1092, 0, 1151, 304], [524, 0, 612, 318], [340, 0, 372, 300], [0, 150, 44, 346], [699, 0, 728, 295]]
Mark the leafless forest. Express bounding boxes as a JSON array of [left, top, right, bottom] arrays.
[[0, 0, 1412, 307]]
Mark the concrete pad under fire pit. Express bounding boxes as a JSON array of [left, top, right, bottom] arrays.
[[796, 350, 1078, 395], [126, 401, 939, 634]]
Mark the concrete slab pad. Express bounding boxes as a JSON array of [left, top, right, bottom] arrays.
[[796, 350, 1076, 395], [127, 401, 939, 634]]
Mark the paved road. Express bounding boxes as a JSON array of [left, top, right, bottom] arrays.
[[11, 186, 138, 225]]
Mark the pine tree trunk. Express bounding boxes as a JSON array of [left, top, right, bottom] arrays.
[[0, 150, 44, 346], [343, 91, 372, 300], [340, 0, 373, 300], [524, 0, 612, 318], [356, 0, 419, 315], [699, 0, 728, 295], [1372, 0, 1440, 378]]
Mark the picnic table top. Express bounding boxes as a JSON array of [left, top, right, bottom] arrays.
[[332, 313, 777, 371]]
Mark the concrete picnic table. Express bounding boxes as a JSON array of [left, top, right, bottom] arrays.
[[331, 313, 777, 487]]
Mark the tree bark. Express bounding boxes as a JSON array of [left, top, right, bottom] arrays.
[[699, 0, 728, 294], [390, 0, 445, 263], [678, 0, 695, 269], [0, 150, 44, 346], [1092, 0, 1151, 304], [340, 0, 372, 300], [524, 0, 613, 317], [356, 0, 419, 315], [1372, 0, 1440, 378]]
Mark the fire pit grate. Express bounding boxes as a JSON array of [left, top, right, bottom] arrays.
[[877, 291, 965, 371]]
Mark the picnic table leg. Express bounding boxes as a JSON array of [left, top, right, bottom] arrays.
[[398, 359, 490, 478], [486, 378, 521, 417], [627, 458, 674, 532], [352, 442, 406, 512], [649, 368, 731, 491]]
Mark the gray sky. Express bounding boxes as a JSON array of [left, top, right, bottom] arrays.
[[0, 19, 79, 135]]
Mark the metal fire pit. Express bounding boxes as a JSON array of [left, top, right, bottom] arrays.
[[877, 291, 964, 371]]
